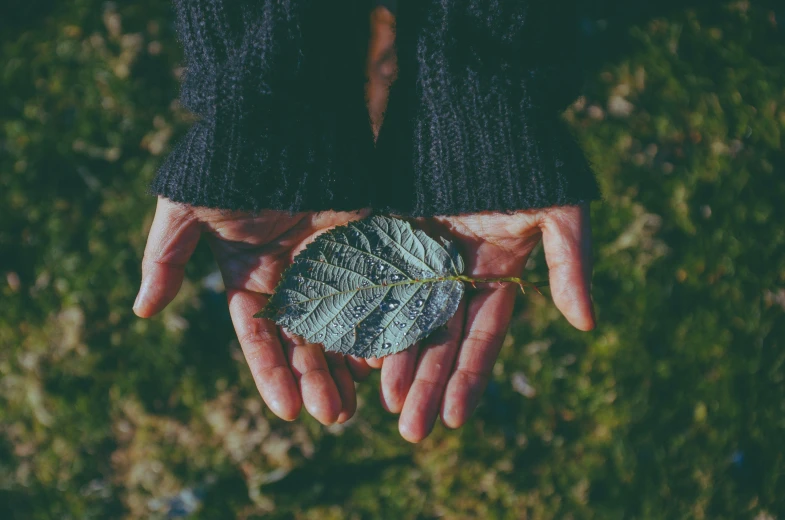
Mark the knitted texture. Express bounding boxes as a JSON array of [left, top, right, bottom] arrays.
[[374, 0, 600, 215], [151, 0, 377, 213], [152, 0, 600, 216]]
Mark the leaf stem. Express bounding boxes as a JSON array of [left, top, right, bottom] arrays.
[[255, 274, 548, 317], [453, 275, 548, 295]]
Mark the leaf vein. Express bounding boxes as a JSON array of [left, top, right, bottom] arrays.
[[368, 219, 433, 274]]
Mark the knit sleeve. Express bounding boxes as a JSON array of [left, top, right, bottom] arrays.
[[150, 0, 376, 213], [153, 0, 598, 217], [373, 0, 601, 216]]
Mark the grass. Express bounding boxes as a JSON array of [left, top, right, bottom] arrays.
[[1, 1, 784, 518]]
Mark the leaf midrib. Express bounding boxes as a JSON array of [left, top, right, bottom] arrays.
[[259, 275, 461, 315]]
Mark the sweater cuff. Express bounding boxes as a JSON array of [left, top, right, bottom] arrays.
[[151, 87, 377, 213], [373, 0, 600, 216], [151, 0, 376, 214]]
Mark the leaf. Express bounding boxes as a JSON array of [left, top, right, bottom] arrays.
[[257, 215, 465, 358]]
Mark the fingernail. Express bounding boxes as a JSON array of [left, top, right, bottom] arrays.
[[443, 396, 469, 429], [442, 405, 460, 429], [133, 278, 147, 314]]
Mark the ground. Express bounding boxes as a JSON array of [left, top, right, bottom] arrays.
[[1, 1, 784, 518]]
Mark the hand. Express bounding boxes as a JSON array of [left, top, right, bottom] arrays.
[[374, 205, 595, 442], [134, 197, 374, 425]]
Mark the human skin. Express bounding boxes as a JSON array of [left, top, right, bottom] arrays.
[[133, 199, 594, 434], [364, 7, 595, 442], [373, 208, 595, 442], [135, 6, 595, 434], [134, 200, 375, 425]]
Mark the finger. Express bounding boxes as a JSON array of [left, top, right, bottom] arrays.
[[441, 285, 517, 429], [366, 357, 384, 369], [325, 353, 358, 423], [228, 290, 302, 421], [399, 300, 466, 443], [134, 197, 201, 318], [285, 339, 343, 425], [346, 356, 374, 381], [541, 204, 595, 331], [380, 344, 421, 414]]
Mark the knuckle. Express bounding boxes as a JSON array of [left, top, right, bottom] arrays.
[[251, 363, 288, 382], [465, 328, 505, 348], [455, 367, 489, 386], [237, 326, 279, 350]]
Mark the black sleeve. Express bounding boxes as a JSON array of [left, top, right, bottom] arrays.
[[150, 0, 377, 214], [373, 0, 600, 215], [152, 0, 600, 217]]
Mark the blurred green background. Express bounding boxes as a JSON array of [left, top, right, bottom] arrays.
[[1, 1, 784, 518]]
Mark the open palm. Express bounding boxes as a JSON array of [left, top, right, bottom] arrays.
[[134, 197, 373, 425], [376, 206, 596, 442]]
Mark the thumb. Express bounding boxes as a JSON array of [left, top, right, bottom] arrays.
[[540, 204, 596, 331], [134, 197, 201, 318]]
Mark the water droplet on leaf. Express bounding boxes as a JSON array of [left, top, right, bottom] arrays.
[[380, 300, 400, 312], [259, 216, 466, 358]]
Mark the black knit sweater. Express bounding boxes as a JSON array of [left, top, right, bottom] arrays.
[[151, 0, 600, 217]]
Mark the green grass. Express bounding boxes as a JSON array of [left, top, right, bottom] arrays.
[[1, 1, 784, 518]]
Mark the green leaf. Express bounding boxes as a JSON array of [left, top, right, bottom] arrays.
[[257, 215, 465, 358]]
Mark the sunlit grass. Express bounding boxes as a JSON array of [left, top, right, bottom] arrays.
[[1, 2, 783, 518]]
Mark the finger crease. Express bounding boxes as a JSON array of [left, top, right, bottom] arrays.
[[251, 364, 290, 381], [454, 367, 489, 384], [237, 329, 279, 348]]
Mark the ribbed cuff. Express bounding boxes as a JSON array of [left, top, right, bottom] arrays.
[[151, 0, 376, 214], [373, 0, 600, 216], [152, 0, 599, 217]]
